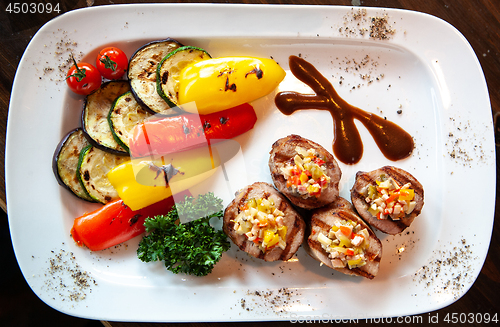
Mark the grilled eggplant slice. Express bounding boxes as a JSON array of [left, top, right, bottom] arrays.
[[156, 46, 211, 108], [350, 166, 424, 235], [53, 128, 94, 201], [306, 197, 382, 279], [77, 145, 129, 204], [269, 134, 341, 209], [128, 39, 183, 115], [223, 182, 305, 262], [82, 80, 130, 155], [108, 91, 152, 152]]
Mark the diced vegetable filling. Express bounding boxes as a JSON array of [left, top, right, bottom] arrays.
[[233, 197, 287, 253], [280, 146, 330, 198], [317, 219, 369, 269], [363, 174, 417, 220]]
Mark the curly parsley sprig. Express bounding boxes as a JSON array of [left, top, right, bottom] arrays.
[[137, 193, 230, 276]]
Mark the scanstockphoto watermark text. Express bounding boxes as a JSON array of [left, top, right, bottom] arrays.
[[290, 313, 423, 324], [289, 312, 498, 324]]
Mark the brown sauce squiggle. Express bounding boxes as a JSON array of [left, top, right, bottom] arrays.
[[275, 55, 414, 164]]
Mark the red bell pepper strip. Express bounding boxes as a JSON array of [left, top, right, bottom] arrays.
[[71, 190, 191, 251], [314, 158, 325, 166], [128, 103, 257, 158]]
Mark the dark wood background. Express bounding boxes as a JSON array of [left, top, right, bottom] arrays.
[[1, 1, 498, 326]]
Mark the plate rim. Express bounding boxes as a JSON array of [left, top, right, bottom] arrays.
[[6, 3, 495, 322]]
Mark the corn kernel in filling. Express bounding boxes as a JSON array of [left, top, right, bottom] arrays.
[[232, 197, 287, 253]]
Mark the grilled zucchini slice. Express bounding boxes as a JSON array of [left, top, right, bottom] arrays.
[[108, 91, 152, 152], [82, 80, 130, 155], [156, 46, 211, 108], [77, 145, 129, 204], [52, 128, 94, 202], [128, 39, 183, 115]]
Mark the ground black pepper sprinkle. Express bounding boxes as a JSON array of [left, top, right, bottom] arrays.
[[384, 230, 419, 264], [37, 247, 97, 303], [338, 8, 395, 40], [238, 288, 302, 315], [445, 117, 492, 167], [331, 55, 385, 90], [369, 15, 396, 40], [37, 29, 83, 82], [412, 238, 478, 300], [338, 8, 368, 37]]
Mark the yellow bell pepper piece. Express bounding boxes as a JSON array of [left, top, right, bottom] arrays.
[[247, 198, 257, 209], [107, 146, 220, 211], [263, 229, 280, 248], [306, 184, 320, 194], [337, 234, 352, 248], [299, 172, 309, 184], [263, 229, 274, 243], [347, 257, 366, 269], [178, 57, 286, 115], [399, 188, 415, 201]]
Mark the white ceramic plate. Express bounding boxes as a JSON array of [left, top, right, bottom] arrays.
[[7, 4, 495, 322]]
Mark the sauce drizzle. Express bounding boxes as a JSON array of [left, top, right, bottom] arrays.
[[275, 55, 414, 164]]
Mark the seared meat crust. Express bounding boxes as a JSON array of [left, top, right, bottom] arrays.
[[269, 134, 341, 209], [305, 197, 382, 279], [350, 166, 424, 235], [223, 182, 305, 262]]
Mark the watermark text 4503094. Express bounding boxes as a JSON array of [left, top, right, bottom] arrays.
[[5, 2, 61, 14], [289, 312, 499, 324]]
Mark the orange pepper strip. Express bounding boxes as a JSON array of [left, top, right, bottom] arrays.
[[340, 226, 352, 237], [386, 192, 400, 204]]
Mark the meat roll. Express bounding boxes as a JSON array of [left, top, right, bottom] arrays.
[[306, 197, 382, 279], [350, 166, 424, 235], [223, 182, 305, 261], [269, 134, 341, 209]]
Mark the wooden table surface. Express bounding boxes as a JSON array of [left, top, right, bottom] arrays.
[[1, 0, 499, 326]]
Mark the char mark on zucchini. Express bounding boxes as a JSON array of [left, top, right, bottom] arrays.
[[128, 39, 183, 115], [108, 91, 152, 152], [77, 145, 129, 204], [53, 128, 95, 202], [82, 80, 130, 155], [156, 46, 211, 108]]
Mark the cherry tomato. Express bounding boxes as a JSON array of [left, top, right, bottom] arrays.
[[66, 57, 102, 95], [96, 47, 128, 80]]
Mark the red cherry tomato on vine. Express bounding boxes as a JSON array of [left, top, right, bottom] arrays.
[[66, 57, 102, 95], [96, 47, 128, 80]]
